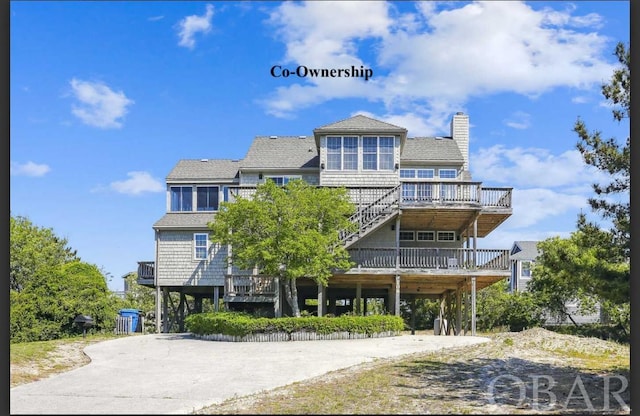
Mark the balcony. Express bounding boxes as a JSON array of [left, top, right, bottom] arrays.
[[227, 182, 512, 210], [347, 247, 510, 271], [224, 274, 278, 303], [137, 261, 155, 286]]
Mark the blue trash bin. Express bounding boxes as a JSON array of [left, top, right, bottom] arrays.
[[119, 309, 141, 332]]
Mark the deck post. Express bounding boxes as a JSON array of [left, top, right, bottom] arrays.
[[213, 286, 220, 312], [473, 219, 478, 269], [178, 292, 186, 332], [162, 287, 169, 333], [355, 283, 362, 315], [155, 285, 161, 334], [317, 283, 325, 317], [274, 277, 281, 317], [410, 295, 416, 335], [388, 281, 395, 315], [471, 276, 477, 336], [395, 275, 401, 316], [456, 285, 462, 336]]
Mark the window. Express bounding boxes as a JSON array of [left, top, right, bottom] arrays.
[[266, 176, 301, 186], [363, 137, 378, 170], [437, 231, 456, 241], [379, 137, 394, 170], [400, 168, 434, 179], [363, 136, 395, 171], [197, 186, 219, 211], [402, 183, 433, 202], [343, 137, 358, 170], [400, 169, 415, 178], [417, 169, 434, 179], [522, 261, 532, 277], [194, 233, 208, 260], [326, 136, 357, 170], [171, 186, 192, 212], [417, 231, 435, 241], [439, 169, 457, 179], [399, 231, 415, 241]]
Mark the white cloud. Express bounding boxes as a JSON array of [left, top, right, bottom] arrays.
[[176, 4, 214, 49], [109, 171, 164, 195], [263, 1, 615, 124], [10, 161, 51, 177], [148, 15, 164, 22], [471, 145, 608, 188], [503, 111, 531, 130], [507, 187, 587, 228], [69, 78, 134, 129], [571, 95, 590, 104]]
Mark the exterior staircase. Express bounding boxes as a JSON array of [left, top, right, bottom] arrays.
[[339, 185, 400, 249]]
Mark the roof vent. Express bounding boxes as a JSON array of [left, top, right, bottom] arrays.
[[200, 158, 208, 162], [299, 135, 306, 139], [269, 135, 277, 139]]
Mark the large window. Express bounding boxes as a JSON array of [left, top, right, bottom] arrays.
[[363, 136, 394, 171], [194, 233, 208, 260], [171, 186, 192, 212], [197, 186, 219, 211], [266, 176, 301, 186], [402, 183, 433, 202], [522, 261, 532, 277], [439, 169, 457, 179], [326, 136, 358, 170], [400, 169, 435, 179]]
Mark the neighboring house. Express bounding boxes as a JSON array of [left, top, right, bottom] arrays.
[[138, 113, 514, 334], [509, 240, 602, 325]]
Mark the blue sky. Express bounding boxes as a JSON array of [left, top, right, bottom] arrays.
[[10, 1, 630, 292]]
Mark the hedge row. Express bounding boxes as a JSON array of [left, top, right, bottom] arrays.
[[185, 312, 404, 337]]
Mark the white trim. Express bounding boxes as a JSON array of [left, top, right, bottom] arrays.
[[437, 231, 456, 241], [193, 233, 209, 260]]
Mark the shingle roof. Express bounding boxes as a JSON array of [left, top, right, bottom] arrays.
[[167, 159, 240, 181], [153, 213, 217, 229], [240, 136, 319, 169], [401, 137, 464, 163], [313, 114, 407, 133], [510, 241, 541, 260]]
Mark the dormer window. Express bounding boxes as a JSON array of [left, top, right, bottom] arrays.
[[171, 186, 192, 212], [363, 136, 394, 171], [197, 186, 219, 211], [327, 136, 357, 170]]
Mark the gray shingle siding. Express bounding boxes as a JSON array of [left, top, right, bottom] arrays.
[[156, 231, 227, 286]]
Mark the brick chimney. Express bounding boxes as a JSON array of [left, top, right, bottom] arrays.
[[451, 112, 469, 172]]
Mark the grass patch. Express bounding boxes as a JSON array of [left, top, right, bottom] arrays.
[[11, 333, 126, 387]]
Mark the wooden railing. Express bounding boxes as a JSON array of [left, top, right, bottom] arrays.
[[347, 248, 510, 270], [137, 261, 155, 280], [339, 185, 400, 242], [226, 183, 512, 209], [480, 187, 513, 208], [225, 275, 277, 296]]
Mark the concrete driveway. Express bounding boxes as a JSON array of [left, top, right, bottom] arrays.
[[10, 333, 489, 414]]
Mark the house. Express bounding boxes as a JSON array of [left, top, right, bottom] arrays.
[[509, 240, 602, 325], [138, 113, 514, 335]]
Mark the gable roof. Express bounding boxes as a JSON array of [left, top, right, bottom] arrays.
[[240, 136, 319, 169], [401, 137, 464, 163], [510, 241, 541, 260], [167, 159, 240, 182], [313, 114, 408, 133]]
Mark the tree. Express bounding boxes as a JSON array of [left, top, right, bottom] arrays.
[[208, 179, 356, 317], [10, 261, 123, 342], [574, 41, 630, 259], [122, 272, 156, 314], [10, 215, 79, 292]]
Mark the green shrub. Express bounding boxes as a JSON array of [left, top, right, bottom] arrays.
[[185, 312, 404, 337]]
